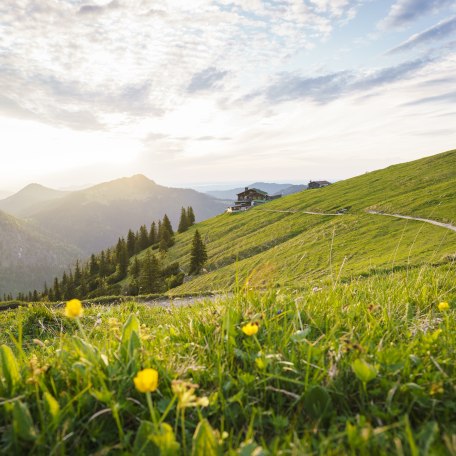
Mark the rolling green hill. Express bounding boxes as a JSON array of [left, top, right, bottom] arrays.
[[153, 149, 456, 294]]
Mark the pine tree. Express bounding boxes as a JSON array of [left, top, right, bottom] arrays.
[[99, 251, 107, 277], [189, 229, 207, 275], [138, 225, 149, 251], [159, 229, 173, 252], [178, 207, 189, 233], [127, 229, 137, 257], [187, 206, 195, 226], [89, 254, 99, 276], [159, 214, 175, 250], [74, 260, 82, 289], [53, 277, 61, 301], [149, 222, 157, 245], [139, 251, 161, 293], [162, 214, 174, 236], [116, 238, 129, 279], [130, 256, 141, 279]]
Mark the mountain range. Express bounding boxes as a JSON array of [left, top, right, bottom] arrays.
[[0, 175, 227, 295]]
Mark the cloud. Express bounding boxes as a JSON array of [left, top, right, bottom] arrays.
[[78, 0, 120, 15], [401, 91, 456, 106], [264, 71, 350, 103], [387, 16, 456, 54], [261, 57, 433, 104], [187, 67, 229, 93], [380, 0, 453, 29]]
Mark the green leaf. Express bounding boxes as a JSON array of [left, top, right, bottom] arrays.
[[237, 440, 267, 456], [0, 345, 21, 393], [303, 385, 332, 419], [291, 327, 311, 343], [121, 314, 141, 362], [192, 419, 221, 456], [13, 401, 37, 442], [133, 421, 180, 456], [43, 392, 60, 421], [351, 359, 378, 383]]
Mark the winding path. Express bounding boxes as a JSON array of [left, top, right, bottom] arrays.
[[258, 208, 456, 232], [366, 211, 456, 233]]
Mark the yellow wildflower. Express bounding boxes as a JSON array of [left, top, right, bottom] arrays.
[[65, 299, 83, 318], [242, 322, 259, 336], [134, 368, 159, 393], [438, 301, 449, 311]]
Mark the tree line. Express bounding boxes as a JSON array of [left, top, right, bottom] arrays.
[[9, 206, 207, 303]]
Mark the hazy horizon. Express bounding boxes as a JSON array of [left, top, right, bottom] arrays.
[[1, 0, 455, 192]]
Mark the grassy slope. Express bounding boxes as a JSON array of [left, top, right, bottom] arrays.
[[156, 149, 456, 293], [0, 266, 454, 454]]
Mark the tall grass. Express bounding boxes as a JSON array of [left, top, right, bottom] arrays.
[[0, 265, 454, 454]]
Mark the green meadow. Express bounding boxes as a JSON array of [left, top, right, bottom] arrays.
[[0, 150, 455, 454]]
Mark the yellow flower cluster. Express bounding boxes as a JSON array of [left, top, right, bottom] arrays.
[[134, 368, 159, 393], [438, 301, 449, 311]]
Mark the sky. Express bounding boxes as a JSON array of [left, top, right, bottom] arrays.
[[1, 0, 455, 193]]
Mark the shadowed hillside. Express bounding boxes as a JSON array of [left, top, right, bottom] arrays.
[[0, 210, 81, 296]]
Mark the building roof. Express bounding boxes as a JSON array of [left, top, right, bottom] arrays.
[[237, 187, 268, 196], [310, 180, 331, 185]]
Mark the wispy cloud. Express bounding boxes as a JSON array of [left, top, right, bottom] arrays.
[[260, 57, 433, 104], [380, 0, 453, 29], [187, 67, 229, 93], [387, 16, 456, 53]]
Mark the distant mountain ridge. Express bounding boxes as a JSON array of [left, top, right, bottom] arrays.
[[1, 175, 227, 256], [0, 183, 68, 217]]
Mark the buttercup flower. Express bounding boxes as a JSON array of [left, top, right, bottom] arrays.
[[242, 322, 259, 336], [134, 368, 159, 393], [438, 302, 449, 311], [65, 299, 83, 318]]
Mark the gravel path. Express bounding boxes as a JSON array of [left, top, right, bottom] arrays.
[[142, 293, 231, 308], [367, 211, 456, 233], [259, 208, 456, 233]]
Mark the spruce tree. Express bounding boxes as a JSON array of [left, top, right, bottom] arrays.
[[178, 207, 189, 233], [162, 214, 174, 236], [127, 229, 137, 257], [53, 277, 61, 301], [149, 221, 157, 245], [89, 254, 99, 276], [189, 229, 207, 275], [159, 229, 172, 252], [116, 238, 129, 278], [138, 225, 149, 251], [130, 256, 141, 279], [187, 206, 195, 226], [139, 251, 161, 293], [159, 215, 175, 250], [74, 260, 82, 289]]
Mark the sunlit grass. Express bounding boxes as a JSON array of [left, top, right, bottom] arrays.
[[0, 264, 455, 454]]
